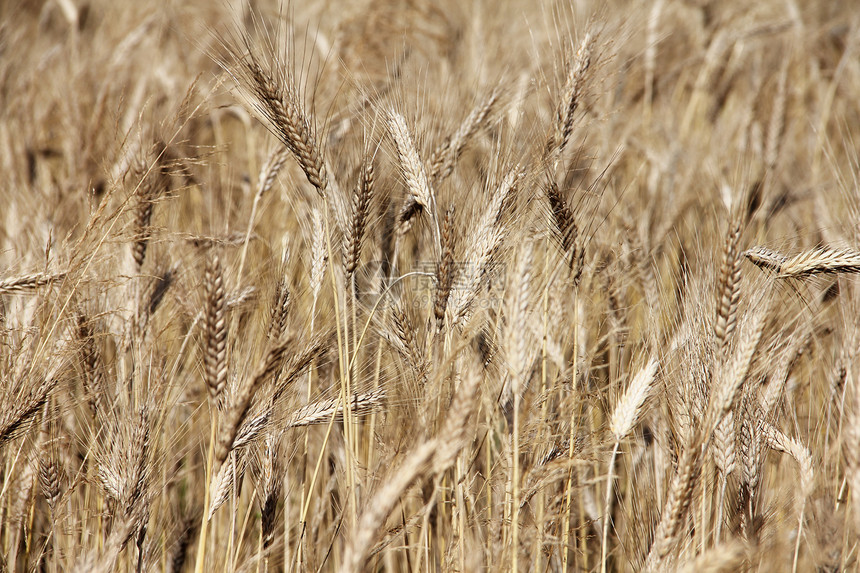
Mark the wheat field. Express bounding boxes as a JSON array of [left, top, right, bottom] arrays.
[[1, 0, 860, 571]]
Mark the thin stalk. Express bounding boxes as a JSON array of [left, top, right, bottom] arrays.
[[321, 202, 357, 530], [562, 288, 579, 570], [296, 287, 319, 571], [226, 455, 236, 572], [715, 475, 727, 544], [236, 186, 263, 282], [535, 245, 550, 572], [257, 526, 263, 573], [793, 503, 806, 572], [512, 391, 521, 573], [232, 487, 257, 572], [367, 342, 383, 469], [194, 416, 217, 573], [601, 441, 620, 573], [457, 455, 466, 573], [486, 408, 494, 568]]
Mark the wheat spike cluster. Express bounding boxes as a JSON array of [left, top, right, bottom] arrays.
[[3, 1, 860, 572]]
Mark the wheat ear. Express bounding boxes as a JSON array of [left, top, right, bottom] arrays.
[[344, 156, 374, 278], [285, 389, 385, 428], [266, 277, 291, 342], [434, 204, 456, 329], [763, 421, 813, 572], [602, 358, 658, 573], [77, 314, 109, 419], [706, 307, 766, 433], [449, 167, 521, 326], [712, 212, 743, 539], [545, 31, 594, 163], [387, 110, 439, 248], [715, 214, 742, 349], [203, 254, 228, 401], [429, 85, 501, 183], [0, 272, 66, 294], [131, 149, 168, 271], [745, 245, 860, 278], [777, 247, 860, 278], [545, 180, 579, 268], [0, 376, 57, 448], [238, 56, 329, 196], [213, 338, 292, 469], [743, 246, 787, 272], [340, 355, 478, 572], [646, 437, 702, 569]]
